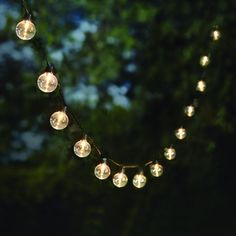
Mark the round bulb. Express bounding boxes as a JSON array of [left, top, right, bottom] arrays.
[[196, 80, 206, 92], [184, 105, 195, 117], [175, 127, 186, 140], [16, 19, 36, 40], [37, 72, 58, 93], [164, 147, 176, 160], [200, 56, 210, 67], [211, 30, 221, 41], [74, 139, 91, 158], [150, 163, 163, 177], [50, 111, 69, 130], [132, 172, 147, 188], [113, 171, 128, 188], [94, 161, 111, 180]]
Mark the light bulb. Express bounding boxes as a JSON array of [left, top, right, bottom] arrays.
[[113, 170, 128, 188], [211, 30, 221, 41], [164, 147, 176, 160], [94, 159, 111, 180], [132, 172, 147, 188], [175, 127, 186, 140], [196, 80, 206, 92], [150, 162, 163, 177], [74, 139, 91, 158], [50, 111, 69, 130], [16, 19, 36, 40], [184, 105, 195, 117], [37, 72, 58, 93], [200, 56, 210, 67]]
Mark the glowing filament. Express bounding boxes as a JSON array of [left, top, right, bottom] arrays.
[[74, 139, 91, 158], [37, 72, 58, 93], [196, 80, 206, 92], [113, 170, 128, 188], [150, 163, 163, 177], [211, 30, 221, 41], [16, 19, 36, 40], [164, 147, 176, 160], [50, 111, 69, 130], [94, 160, 111, 180], [175, 127, 186, 140], [132, 172, 147, 188], [200, 56, 210, 67], [184, 105, 195, 117]]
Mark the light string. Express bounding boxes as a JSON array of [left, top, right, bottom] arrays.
[[15, 1, 221, 188]]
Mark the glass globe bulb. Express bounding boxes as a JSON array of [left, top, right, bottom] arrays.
[[164, 147, 176, 160], [37, 72, 58, 93], [196, 80, 206, 92], [113, 171, 128, 188], [200, 56, 210, 67], [150, 163, 163, 177], [132, 172, 147, 188], [50, 111, 69, 130], [94, 161, 111, 180], [74, 139, 91, 158], [175, 127, 186, 140], [211, 30, 221, 41], [184, 105, 195, 117], [16, 19, 36, 40]]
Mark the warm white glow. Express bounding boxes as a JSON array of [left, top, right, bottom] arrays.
[[94, 161, 111, 180], [74, 139, 91, 158], [196, 80, 206, 92], [16, 20, 36, 40], [175, 127, 186, 140], [211, 30, 221, 41], [150, 163, 163, 177], [184, 105, 195, 117], [50, 111, 69, 130], [37, 72, 58, 93], [132, 172, 147, 188], [200, 56, 210, 67], [113, 171, 128, 188], [164, 147, 176, 160]]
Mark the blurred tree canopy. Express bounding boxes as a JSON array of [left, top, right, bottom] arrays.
[[0, 0, 236, 235]]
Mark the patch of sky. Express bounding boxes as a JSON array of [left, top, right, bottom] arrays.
[[0, 41, 34, 63], [8, 130, 45, 161], [50, 20, 98, 63], [64, 82, 99, 109], [107, 84, 131, 109], [0, 2, 19, 30], [125, 63, 137, 73]]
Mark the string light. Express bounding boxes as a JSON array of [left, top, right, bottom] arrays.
[[200, 55, 210, 67], [113, 169, 128, 188], [37, 71, 58, 93], [211, 29, 221, 41], [14, 1, 221, 189], [132, 171, 147, 188], [150, 162, 163, 177], [184, 105, 195, 117], [164, 147, 176, 160], [196, 80, 206, 92], [94, 159, 111, 180], [74, 138, 91, 158], [50, 110, 69, 130], [16, 19, 36, 40], [175, 127, 186, 140]]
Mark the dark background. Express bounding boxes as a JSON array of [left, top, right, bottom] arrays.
[[0, 0, 236, 235]]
